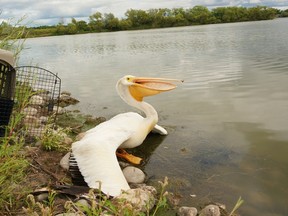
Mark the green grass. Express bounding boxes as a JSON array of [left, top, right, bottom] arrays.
[[0, 134, 29, 211]]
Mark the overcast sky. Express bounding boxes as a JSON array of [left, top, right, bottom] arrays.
[[1, 0, 288, 26]]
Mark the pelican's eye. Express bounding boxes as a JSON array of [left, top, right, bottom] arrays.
[[126, 77, 131, 82]]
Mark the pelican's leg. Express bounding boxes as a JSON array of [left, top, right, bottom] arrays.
[[116, 149, 142, 165]]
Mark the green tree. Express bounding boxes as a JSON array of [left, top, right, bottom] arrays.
[[171, 8, 188, 26], [280, 9, 288, 17], [185, 6, 215, 24], [125, 9, 152, 28], [147, 8, 174, 28], [66, 23, 77, 34], [247, 6, 277, 20], [77, 20, 90, 32], [119, 19, 132, 30], [221, 7, 248, 22], [212, 7, 226, 23], [70, 18, 89, 33], [103, 13, 120, 31], [89, 12, 104, 32]]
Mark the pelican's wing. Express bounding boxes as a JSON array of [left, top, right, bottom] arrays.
[[71, 112, 142, 197]]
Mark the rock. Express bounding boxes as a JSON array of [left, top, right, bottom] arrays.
[[132, 184, 157, 196], [60, 152, 71, 170], [54, 106, 65, 114], [39, 116, 48, 124], [23, 116, 41, 127], [22, 107, 38, 116], [76, 198, 91, 208], [36, 193, 49, 202], [199, 204, 221, 216], [23, 115, 38, 123], [100, 211, 113, 216], [215, 202, 226, 210], [37, 93, 51, 103], [30, 95, 44, 105], [167, 192, 182, 206], [178, 206, 198, 216], [123, 166, 145, 184], [35, 140, 42, 147], [61, 91, 71, 96], [55, 213, 78, 216], [28, 127, 44, 137], [116, 188, 156, 212], [63, 136, 73, 145], [75, 132, 86, 141], [118, 161, 131, 169], [59, 94, 79, 107], [84, 116, 106, 125]]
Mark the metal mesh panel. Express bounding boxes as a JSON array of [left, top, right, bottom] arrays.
[[15, 66, 61, 138]]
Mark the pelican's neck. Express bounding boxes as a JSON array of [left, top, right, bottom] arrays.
[[117, 82, 158, 125]]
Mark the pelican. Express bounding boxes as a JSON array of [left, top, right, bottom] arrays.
[[69, 75, 182, 197]]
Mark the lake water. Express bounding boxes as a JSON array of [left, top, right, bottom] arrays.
[[19, 18, 288, 215]]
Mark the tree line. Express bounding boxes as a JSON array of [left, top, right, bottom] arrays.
[[1, 5, 288, 38]]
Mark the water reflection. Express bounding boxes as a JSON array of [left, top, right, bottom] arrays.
[[130, 133, 167, 166]]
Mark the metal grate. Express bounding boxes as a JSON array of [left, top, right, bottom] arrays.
[[0, 59, 16, 137], [15, 66, 61, 138]]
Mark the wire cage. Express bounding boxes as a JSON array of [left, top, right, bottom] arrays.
[[0, 59, 16, 137], [15, 66, 61, 138]]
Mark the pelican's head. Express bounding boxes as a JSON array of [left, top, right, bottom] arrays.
[[117, 75, 183, 102]]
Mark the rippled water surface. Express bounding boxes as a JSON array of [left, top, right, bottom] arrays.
[[20, 18, 288, 215]]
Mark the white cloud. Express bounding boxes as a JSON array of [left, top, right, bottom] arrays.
[[1, 0, 288, 26]]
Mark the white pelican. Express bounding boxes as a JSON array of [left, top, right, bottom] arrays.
[[69, 75, 182, 196]]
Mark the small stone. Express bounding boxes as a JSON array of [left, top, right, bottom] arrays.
[[37, 93, 51, 103], [64, 136, 73, 145], [36, 193, 49, 202], [132, 184, 157, 196], [123, 166, 145, 184], [60, 152, 71, 170], [215, 202, 226, 210], [28, 127, 44, 137], [55, 213, 78, 216], [76, 199, 91, 208], [54, 106, 65, 114], [30, 95, 44, 105], [61, 91, 71, 96], [118, 161, 130, 169], [199, 204, 221, 216], [167, 192, 181, 206], [178, 206, 198, 216], [22, 107, 38, 116], [116, 188, 155, 212], [39, 116, 48, 124], [35, 140, 42, 147], [75, 132, 86, 141], [100, 211, 113, 216], [23, 115, 41, 127], [59, 94, 79, 107]]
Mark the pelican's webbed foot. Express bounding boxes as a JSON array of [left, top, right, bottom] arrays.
[[116, 149, 142, 165]]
